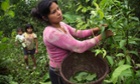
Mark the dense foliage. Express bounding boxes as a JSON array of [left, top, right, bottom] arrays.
[[0, 0, 140, 84]]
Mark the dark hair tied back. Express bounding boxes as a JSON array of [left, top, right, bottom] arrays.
[[31, 8, 43, 21], [31, 0, 58, 22]]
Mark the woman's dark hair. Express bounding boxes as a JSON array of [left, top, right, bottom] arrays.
[[17, 27, 24, 32], [25, 24, 34, 32], [31, 0, 57, 22]]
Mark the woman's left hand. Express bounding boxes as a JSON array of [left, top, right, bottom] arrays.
[[100, 24, 109, 30]]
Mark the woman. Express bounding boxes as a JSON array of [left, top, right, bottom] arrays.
[[31, 0, 113, 84]]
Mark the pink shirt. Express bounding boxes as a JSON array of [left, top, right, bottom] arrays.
[[43, 22, 99, 68]]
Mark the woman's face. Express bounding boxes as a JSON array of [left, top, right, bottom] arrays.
[[47, 2, 63, 24]]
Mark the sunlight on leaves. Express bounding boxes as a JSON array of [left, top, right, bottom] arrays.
[[110, 65, 132, 84], [7, 10, 15, 18], [119, 39, 126, 49], [106, 56, 114, 67], [1, 0, 10, 11]]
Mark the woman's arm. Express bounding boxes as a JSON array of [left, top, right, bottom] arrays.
[[46, 30, 100, 53], [63, 23, 93, 38], [64, 23, 101, 38]]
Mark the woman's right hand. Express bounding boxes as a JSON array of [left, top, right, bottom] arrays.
[[94, 30, 113, 41], [105, 30, 114, 38]]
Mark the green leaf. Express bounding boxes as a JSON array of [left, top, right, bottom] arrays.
[[106, 56, 114, 66], [119, 40, 126, 49], [70, 77, 77, 83], [118, 59, 125, 66], [42, 73, 50, 82], [95, 49, 102, 56], [93, 2, 99, 9], [1, 0, 10, 11], [111, 65, 132, 84], [81, 7, 87, 13], [74, 72, 88, 82], [103, 79, 112, 83], [70, 71, 97, 83], [98, 9, 104, 20], [135, 70, 140, 77], [86, 73, 97, 81], [120, 69, 133, 77], [129, 16, 139, 21], [128, 37, 139, 45], [101, 27, 106, 39], [1, 37, 9, 42], [0, 31, 3, 36], [86, 0, 90, 3], [0, 44, 8, 51], [126, 55, 131, 65], [0, 16, 3, 21], [102, 48, 107, 58], [76, 5, 82, 12], [116, 53, 125, 57], [120, 69, 133, 84], [40, 82, 51, 84], [7, 10, 15, 18], [63, 13, 79, 23], [99, 0, 107, 9], [99, 0, 113, 10], [90, 10, 97, 17]]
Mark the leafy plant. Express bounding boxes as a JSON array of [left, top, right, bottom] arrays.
[[66, 0, 140, 84], [70, 71, 97, 83], [0, 0, 140, 84]]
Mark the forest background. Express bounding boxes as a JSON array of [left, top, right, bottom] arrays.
[[0, 0, 140, 84]]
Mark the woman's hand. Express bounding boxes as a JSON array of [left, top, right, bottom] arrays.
[[92, 27, 100, 35], [100, 24, 109, 30], [101, 24, 108, 27], [105, 30, 114, 38], [94, 30, 113, 42]]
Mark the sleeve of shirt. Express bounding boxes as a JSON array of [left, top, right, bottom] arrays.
[[63, 23, 94, 38], [15, 35, 18, 42], [33, 33, 37, 38], [47, 30, 99, 53], [23, 33, 26, 37]]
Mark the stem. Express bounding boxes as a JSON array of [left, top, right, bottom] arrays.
[[126, 0, 130, 50], [126, 29, 129, 49]]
